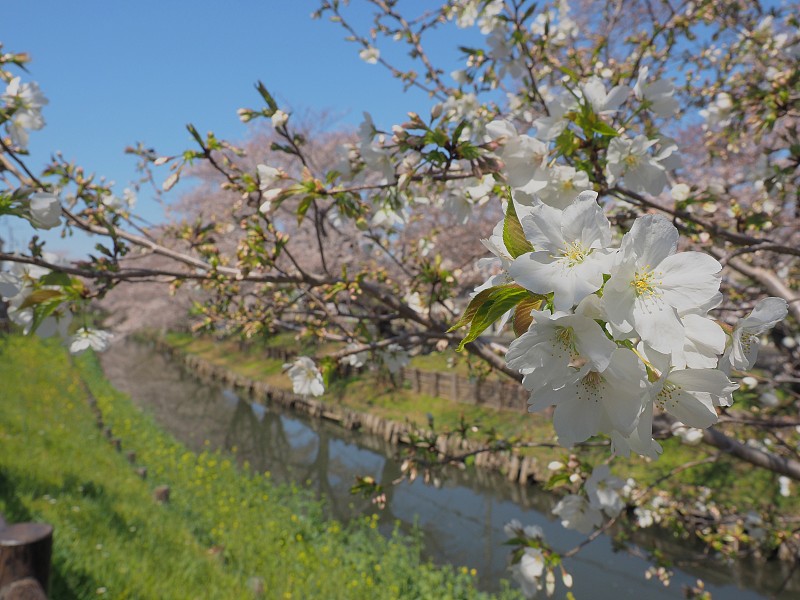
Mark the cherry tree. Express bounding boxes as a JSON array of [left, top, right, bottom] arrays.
[[1, 0, 799, 595]]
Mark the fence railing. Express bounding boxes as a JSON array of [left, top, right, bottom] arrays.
[[232, 339, 530, 413], [399, 367, 528, 412]]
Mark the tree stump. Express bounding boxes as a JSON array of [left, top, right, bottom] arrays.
[[0, 523, 53, 595], [0, 577, 47, 600], [153, 485, 170, 504]]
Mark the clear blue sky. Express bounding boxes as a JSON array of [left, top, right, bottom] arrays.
[[2, 0, 473, 255]]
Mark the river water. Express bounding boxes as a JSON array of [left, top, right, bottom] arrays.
[[100, 340, 800, 599]]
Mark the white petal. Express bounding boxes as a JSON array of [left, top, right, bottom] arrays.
[[621, 215, 678, 267], [632, 296, 684, 355], [658, 252, 722, 311], [561, 192, 611, 248]]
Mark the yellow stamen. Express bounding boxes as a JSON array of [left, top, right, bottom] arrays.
[[631, 266, 661, 298], [560, 241, 589, 267]]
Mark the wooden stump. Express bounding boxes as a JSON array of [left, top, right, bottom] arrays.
[[0, 577, 47, 600], [153, 485, 170, 504], [0, 523, 53, 594]]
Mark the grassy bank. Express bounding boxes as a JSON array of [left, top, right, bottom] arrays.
[[160, 331, 800, 522], [0, 335, 518, 599]]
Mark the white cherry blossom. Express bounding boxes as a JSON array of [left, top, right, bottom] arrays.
[[2, 77, 48, 147], [380, 343, 409, 374], [532, 89, 577, 140], [670, 421, 704, 445], [340, 343, 368, 368], [69, 328, 113, 354], [510, 191, 615, 310], [602, 214, 722, 355], [507, 310, 617, 380], [721, 297, 788, 372], [579, 76, 630, 115], [285, 356, 324, 397], [0, 270, 22, 298], [634, 66, 679, 117], [359, 47, 380, 64], [271, 110, 288, 128], [552, 494, 603, 534], [645, 347, 737, 425], [528, 347, 647, 447], [610, 399, 663, 460], [532, 165, 590, 208], [28, 191, 62, 229], [605, 135, 669, 196], [585, 464, 625, 517], [511, 548, 545, 599], [487, 120, 548, 199]]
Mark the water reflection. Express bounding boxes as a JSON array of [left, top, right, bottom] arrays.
[[101, 340, 799, 599]]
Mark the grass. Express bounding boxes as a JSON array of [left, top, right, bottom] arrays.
[[160, 331, 800, 523], [0, 334, 521, 599]]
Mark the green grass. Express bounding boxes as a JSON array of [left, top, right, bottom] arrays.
[[0, 335, 520, 599]]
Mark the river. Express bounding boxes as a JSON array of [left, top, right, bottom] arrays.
[[100, 339, 800, 599]]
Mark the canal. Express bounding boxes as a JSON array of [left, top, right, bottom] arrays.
[[100, 339, 800, 599]]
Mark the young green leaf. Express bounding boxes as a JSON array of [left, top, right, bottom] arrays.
[[513, 295, 544, 336], [502, 198, 534, 258], [456, 285, 530, 351]]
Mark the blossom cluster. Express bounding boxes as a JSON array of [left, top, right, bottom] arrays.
[[2, 76, 47, 148], [478, 190, 788, 454], [0, 257, 112, 354]]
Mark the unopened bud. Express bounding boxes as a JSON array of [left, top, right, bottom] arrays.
[[162, 172, 179, 191]]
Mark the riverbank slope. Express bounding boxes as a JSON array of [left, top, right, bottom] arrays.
[[0, 335, 516, 599]]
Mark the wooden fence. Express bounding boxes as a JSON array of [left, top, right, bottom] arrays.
[[232, 338, 530, 413], [399, 367, 529, 412]]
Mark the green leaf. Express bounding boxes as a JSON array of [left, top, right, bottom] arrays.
[[296, 196, 314, 225], [426, 149, 447, 164], [456, 143, 481, 160], [40, 272, 72, 287], [452, 119, 468, 142], [29, 299, 64, 335], [543, 471, 571, 490], [457, 285, 530, 351], [555, 128, 578, 157], [425, 129, 449, 147], [591, 120, 619, 137], [18, 289, 64, 310], [447, 285, 503, 333], [319, 356, 337, 388], [502, 199, 533, 258], [512, 296, 543, 336], [254, 81, 278, 111]]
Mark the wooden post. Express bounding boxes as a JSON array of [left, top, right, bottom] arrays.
[[0, 523, 53, 595]]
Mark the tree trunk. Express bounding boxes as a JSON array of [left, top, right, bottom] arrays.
[[0, 523, 53, 595]]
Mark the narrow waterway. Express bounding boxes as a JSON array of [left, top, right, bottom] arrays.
[[100, 339, 800, 599]]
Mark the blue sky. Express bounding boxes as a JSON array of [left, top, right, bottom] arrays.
[[2, 1, 473, 255]]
